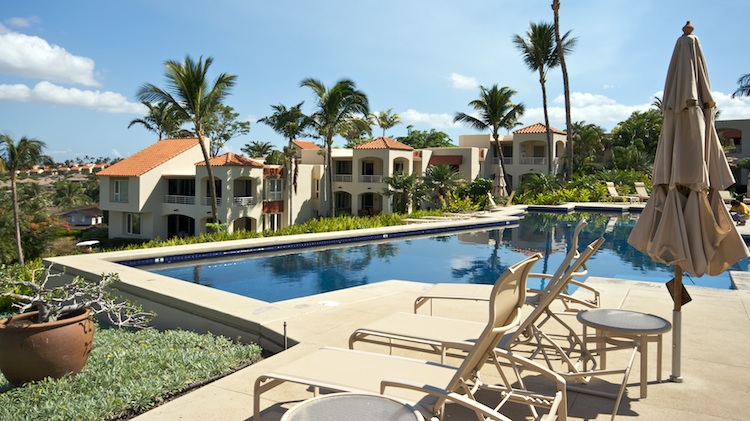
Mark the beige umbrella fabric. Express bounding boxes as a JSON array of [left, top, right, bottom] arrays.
[[492, 167, 508, 198], [627, 22, 750, 381]]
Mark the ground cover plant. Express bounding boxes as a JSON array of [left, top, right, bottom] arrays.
[[0, 322, 261, 420]]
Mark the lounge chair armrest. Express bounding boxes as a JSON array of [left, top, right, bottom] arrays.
[[380, 380, 513, 421], [566, 279, 601, 307], [493, 348, 567, 394]]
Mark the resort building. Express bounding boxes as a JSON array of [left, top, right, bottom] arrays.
[[717, 118, 750, 184], [97, 123, 568, 240]]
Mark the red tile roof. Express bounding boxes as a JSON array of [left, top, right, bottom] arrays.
[[514, 122, 566, 135], [354, 137, 413, 151], [292, 140, 320, 150], [97, 138, 200, 177], [196, 152, 263, 167]]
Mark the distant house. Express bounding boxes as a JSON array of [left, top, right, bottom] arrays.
[[58, 205, 104, 227]]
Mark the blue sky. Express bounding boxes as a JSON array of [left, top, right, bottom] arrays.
[[2, 0, 749, 162]]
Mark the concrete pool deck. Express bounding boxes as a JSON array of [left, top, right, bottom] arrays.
[[46, 203, 750, 420]]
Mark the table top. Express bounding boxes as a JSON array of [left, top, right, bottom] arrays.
[[281, 392, 425, 421], [577, 309, 672, 335]]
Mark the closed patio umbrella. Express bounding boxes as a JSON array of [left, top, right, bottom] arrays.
[[628, 22, 750, 381], [492, 168, 508, 198]]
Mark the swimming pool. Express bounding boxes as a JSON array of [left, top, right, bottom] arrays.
[[146, 212, 749, 302]]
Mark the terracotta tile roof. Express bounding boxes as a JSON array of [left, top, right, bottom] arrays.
[[292, 140, 320, 149], [97, 138, 200, 177], [196, 152, 263, 167], [354, 137, 413, 151], [514, 122, 566, 135]]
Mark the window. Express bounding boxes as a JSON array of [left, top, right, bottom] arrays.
[[335, 160, 352, 175], [315, 178, 320, 199], [266, 213, 282, 232], [393, 162, 404, 175], [113, 178, 128, 202], [267, 178, 283, 200], [126, 213, 141, 235], [362, 161, 374, 175], [168, 179, 195, 196]]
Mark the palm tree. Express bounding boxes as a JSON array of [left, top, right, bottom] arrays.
[[454, 85, 525, 196], [258, 102, 313, 225], [382, 173, 422, 213], [552, 0, 576, 181], [241, 141, 274, 158], [127, 101, 186, 141], [0, 134, 53, 264], [733, 73, 750, 98], [301, 78, 369, 216], [371, 108, 402, 137], [137, 55, 237, 226], [513, 21, 577, 174], [54, 180, 90, 208], [424, 164, 464, 207], [339, 117, 373, 147]]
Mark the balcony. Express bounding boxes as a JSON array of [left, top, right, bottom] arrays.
[[519, 157, 546, 165], [491, 157, 513, 165], [165, 195, 195, 205], [232, 196, 256, 206], [359, 175, 383, 183], [201, 197, 222, 206], [334, 174, 353, 182]]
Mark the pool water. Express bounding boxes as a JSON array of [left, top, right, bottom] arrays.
[[149, 212, 748, 302]]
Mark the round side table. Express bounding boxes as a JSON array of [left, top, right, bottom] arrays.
[[281, 392, 425, 421]]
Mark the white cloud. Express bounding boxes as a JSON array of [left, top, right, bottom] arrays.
[[712, 91, 750, 120], [5, 16, 40, 28], [0, 31, 99, 86], [400, 108, 460, 129], [0, 81, 144, 113], [111, 149, 123, 158], [449, 73, 478, 90]]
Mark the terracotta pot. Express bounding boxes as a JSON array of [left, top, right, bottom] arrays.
[[0, 308, 95, 385]]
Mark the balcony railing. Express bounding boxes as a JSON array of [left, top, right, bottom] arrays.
[[334, 174, 352, 182], [232, 196, 256, 206], [165, 195, 195, 205], [359, 175, 383, 183], [519, 157, 546, 165], [201, 197, 222, 206], [491, 157, 513, 165]]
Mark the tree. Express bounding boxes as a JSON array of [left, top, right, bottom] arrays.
[[204, 104, 251, 156], [0, 134, 53, 264], [733, 73, 750, 98], [424, 164, 465, 206], [258, 102, 314, 226], [396, 128, 454, 149], [127, 101, 187, 141], [241, 140, 274, 158], [610, 109, 663, 161], [371, 108, 402, 137], [301, 78, 369, 216], [513, 21, 577, 174], [339, 117, 373, 148], [454, 84, 525, 195], [382, 173, 423, 214], [570, 121, 606, 174], [53, 180, 90, 208], [137, 55, 237, 226], [552, 1, 575, 181]]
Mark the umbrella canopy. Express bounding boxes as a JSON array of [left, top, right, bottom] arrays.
[[492, 168, 508, 198], [628, 22, 750, 381]]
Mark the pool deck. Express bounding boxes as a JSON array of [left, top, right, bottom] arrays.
[[128, 202, 750, 421]]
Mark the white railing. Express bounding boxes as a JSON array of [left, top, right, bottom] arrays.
[[359, 175, 383, 183], [492, 157, 514, 165], [520, 157, 546, 165], [267, 192, 283, 201], [165, 195, 195, 205], [334, 174, 352, 182], [201, 197, 222, 206], [232, 196, 255, 206]]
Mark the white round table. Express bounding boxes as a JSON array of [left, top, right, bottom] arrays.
[[281, 392, 425, 421]]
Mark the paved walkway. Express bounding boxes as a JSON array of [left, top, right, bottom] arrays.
[[134, 272, 750, 420]]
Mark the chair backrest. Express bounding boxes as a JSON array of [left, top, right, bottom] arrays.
[[545, 219, 587, 287], [635, 182, 650, 197], [445, 253, 541, 392], [499, 235, 605, 349], [605, 182, 620, 197]]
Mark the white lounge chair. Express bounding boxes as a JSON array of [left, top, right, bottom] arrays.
[[634, 182, 651, 201], [605, 182, 640, 203]]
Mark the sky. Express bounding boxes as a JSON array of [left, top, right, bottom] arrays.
[[2, 0, 750, 163]]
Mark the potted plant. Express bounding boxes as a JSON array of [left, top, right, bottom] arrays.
[[0, 264, 153, 385]]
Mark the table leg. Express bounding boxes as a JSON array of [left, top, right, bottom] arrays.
[[656, 334, 662, 382], [640, 335, 647, 399]]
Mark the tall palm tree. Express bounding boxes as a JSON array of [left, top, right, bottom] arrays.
[[241, 140, 274, 158], [371, 108, 402, 137], [424, 164, 464, 206], [454, 85, 525, 196], [53, 180, 90, 208], [301, 78, 369, 216], [0, 134, 53, 264], [552, 0, 576, 181], [127, 101, 186, 141], [733, 73, 750, 98], [137, 55, 237, 226], [258, 102, 313, 225], [513, 21, 576, 174]]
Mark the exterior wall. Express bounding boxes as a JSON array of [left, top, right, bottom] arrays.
[[717, 118, 750, 186]]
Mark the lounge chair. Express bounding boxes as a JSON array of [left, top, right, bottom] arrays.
[[719, 190, 734, 204], [605, 182, 640, 203], [413, 219, 600, 316], [350, 236, 637, 420], [254, 254, 568, 421], [634, 182, 651, 201], [486, 191, 516, 210]]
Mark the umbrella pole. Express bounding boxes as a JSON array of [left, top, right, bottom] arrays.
[[670, 264, 684, 382]]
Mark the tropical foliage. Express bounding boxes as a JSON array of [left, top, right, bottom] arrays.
[[370, 108, 402, 137], [733, 73, 750, 98], [127, 101, 187, 141], [203, 104, 251, 156], [396, 128, 454, 148], [241, 140, 274, 158]]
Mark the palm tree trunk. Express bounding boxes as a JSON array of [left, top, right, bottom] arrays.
[[553, 0, 574, 180], [326, 139, 334, 216], [492, 133, 510, 195], [10, 176, 24, 265], [196, 128, 219, 227], [539, 71, 553, 174]]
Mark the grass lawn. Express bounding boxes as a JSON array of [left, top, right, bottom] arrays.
[[0, 323, 261, 420]]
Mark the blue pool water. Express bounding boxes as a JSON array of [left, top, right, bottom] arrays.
[[148, 212, 749, 302]]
